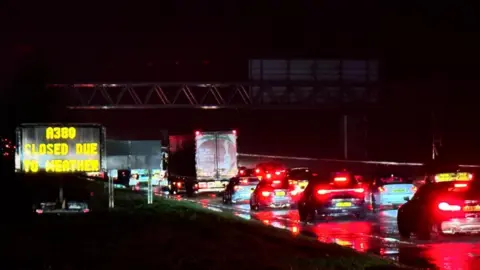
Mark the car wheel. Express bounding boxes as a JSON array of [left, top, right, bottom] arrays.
[[299, 208, 308, 222], [417, 217, 441, 240], [371, 195, 378, 213], [356, 211, 367, 220]]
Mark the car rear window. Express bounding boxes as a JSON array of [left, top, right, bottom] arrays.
[[311, 172, 359, 188], [258, 179, 289, 189], [378, 175, 412, 185], [288, 169, 313, 180], [238, 177, 259, 185]]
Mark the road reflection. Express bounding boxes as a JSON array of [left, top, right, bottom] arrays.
[[179, 195, 480, 269]]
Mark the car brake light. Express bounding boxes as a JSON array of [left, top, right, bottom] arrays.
[[240, 179, 248, 184], [275, 171, 281, 175], [234, 185, 240, 191], [354, 188, 364, 193], [83, 209, 90, 213], [266, 173, 272, 179], [240, 170, 245, 175], [273, 180, 281, 184], [378, 186, 385, 192], [261, 191, 271, 197], [411, 186, 417, 192], [469, 173, 474, 180], [334, 177, 347, 182], [35, 209, 43, 214], [255, 169, 260, 174], [317, 189, 329, 195], [177, 182, 182, 187], [454, 183, 468, 188], [438, 202, 462, 211]]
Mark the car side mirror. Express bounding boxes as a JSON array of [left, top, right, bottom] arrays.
[[404, 196, 410, 202]]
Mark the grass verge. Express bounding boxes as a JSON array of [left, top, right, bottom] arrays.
[[6, 189, 410, 270]]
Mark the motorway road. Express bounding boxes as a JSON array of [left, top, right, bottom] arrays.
[[168, 193, 480, 270]]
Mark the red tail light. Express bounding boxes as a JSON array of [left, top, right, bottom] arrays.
[[438, 202, 462, 211], [234, 185, 240, 191], [455, 183, 468, 188], [240, 179, 248, 184], [266, 173, 272, 179], [83, 209, 90, 213], [273, 180, 281, 184], [334, 177, 347, 182], [255, 169, 260, 174], [275, 171, 281, 176], [261, 191, 271, 197], [35, 209, 43, 214], [195, 131, 200, 136], [317, 189, 330, 195], [354, 188, 364, 193], [411, 186, 417, 192], [239, 170, 245, 175], [177, 182, 182, 187], [378, 186, 385, 192]]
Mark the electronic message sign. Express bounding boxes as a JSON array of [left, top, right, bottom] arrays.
[[16, 124, 105, 173]]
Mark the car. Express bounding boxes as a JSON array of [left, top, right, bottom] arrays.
[[254, 162, 287, 181], [397, 171, 480, 240], [134, 181, 162, 194], [223, 176, 259, 204], [368, 174, 417, 211], [298, 171, 367, 222], [287, 167, 315, 202], [250, 178, 294, 210]]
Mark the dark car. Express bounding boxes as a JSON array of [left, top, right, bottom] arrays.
[[250, 178, 294, 210], [254, 162, 287, 180], [223, 176, 259, 204], [397, 177, 480, 240], [287, 167, 316, 202], [297, 171, 367, 222]]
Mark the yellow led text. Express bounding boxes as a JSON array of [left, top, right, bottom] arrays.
[[22, 159, 100, 173], [76, 143, 98, 155], [46, 127, 77, 140], [24, 143, 69, 155]]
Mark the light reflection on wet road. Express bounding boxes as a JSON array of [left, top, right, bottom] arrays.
[[167, 194, 480, 269]]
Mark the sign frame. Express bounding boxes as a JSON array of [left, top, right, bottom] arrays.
[[15, 123, 107, 173]]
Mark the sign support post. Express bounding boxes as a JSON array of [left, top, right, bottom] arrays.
[[147, 169, 153, 204], [108, 174, 114, 208]]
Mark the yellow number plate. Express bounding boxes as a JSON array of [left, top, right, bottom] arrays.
[[336, 202, 352, 207], [392, 189, 405, 193], [275, 191, 286, 196], [463, 205, 480, 212]]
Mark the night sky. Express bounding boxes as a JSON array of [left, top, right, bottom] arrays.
[[1, 2, 479, 163]]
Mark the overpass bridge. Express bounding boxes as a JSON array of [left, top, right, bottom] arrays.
[[48, 82, 380, 110]]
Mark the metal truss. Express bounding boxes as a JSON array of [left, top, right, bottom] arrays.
[[49, 82, 380, 110]]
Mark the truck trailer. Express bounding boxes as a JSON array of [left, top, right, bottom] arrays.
[[168, 130, 238, 196]]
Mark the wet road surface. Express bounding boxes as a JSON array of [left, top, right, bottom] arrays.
[[166, 193, 480, 270]]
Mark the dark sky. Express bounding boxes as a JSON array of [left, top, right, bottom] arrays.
[[2, 2, 480, 163]]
